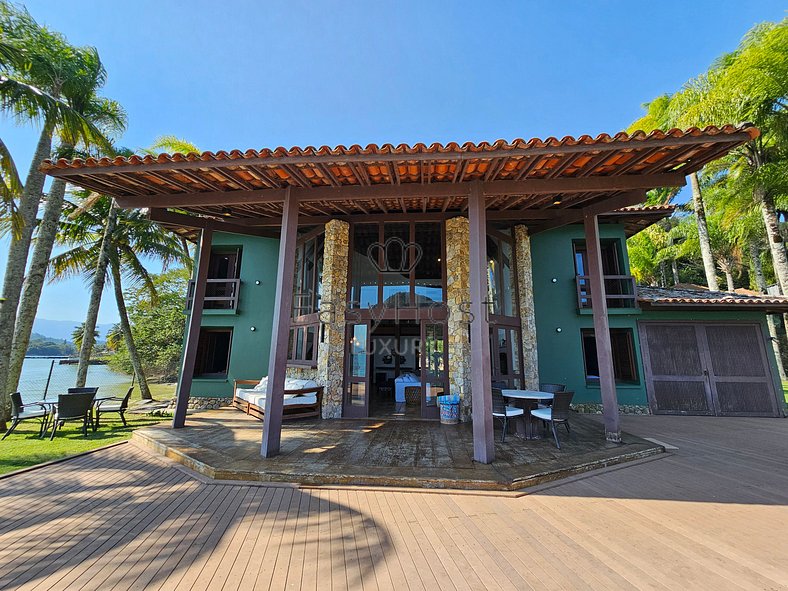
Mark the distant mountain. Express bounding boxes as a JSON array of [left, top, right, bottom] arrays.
[[32, 318, 114, 342]]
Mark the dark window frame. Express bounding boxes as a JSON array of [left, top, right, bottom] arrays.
[[580, 327, 639, 385], [194, 327, 233, 378]]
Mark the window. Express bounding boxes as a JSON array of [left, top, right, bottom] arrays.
[[486, 230, 516, 317], [573, 239, 621, 276], [194, 328, 232, 377], [350, 221, 444, 309], [189, 248, 241, 310], [287, 324, 319, 365], [292, 233, 324, 318], [581, 328, 638, 384], [573, 239, 636, 309]]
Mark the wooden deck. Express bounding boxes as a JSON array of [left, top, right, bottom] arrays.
[[132, 409, 662, 490], [0, 415, 787, 590]]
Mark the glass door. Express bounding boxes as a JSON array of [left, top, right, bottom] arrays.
[[421, 322, 447, 419], [344, 322, 370, 418]]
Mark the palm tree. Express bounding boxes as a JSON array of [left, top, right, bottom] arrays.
[[45, 194, 189, 399], [71, 323, 99, 352], [0, 3, 113, 424], [68, 136, 198, 388], [5, 48, 126, 398], [629, 96, 720, 290]]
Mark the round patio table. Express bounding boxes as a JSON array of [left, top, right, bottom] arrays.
[[501, 390, 554, 439]]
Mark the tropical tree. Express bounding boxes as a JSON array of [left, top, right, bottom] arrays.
[[71, 322, 98, 351], [0, 2, 113, 424], [69, 135, 197, 387], [46, 193, 189, 399], [5, 51, 125, 398], [629, 96, 720, 290]]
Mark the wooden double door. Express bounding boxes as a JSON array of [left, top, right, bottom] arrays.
[[639, 321, 781, 417]]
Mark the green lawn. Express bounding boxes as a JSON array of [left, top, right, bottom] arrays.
[[0, 414, 169, 476], [783, 381, 788, 403]]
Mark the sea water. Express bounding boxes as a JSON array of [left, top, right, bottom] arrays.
[[18, 358, 132, 404]]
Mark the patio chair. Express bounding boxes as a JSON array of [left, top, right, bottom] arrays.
[[49, 390, 96, 440], [531, 391, 574, 449], [2, 393, 49, 439], [94, 387, 133, 430], [492, 388, 524, 443], [539, 383, 566, 393]]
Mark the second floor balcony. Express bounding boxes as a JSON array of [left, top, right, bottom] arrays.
[[576, 275, 638, 310], [187, 278, 241, 311]]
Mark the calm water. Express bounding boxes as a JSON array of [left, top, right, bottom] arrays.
[[19, 358, 133, 404]]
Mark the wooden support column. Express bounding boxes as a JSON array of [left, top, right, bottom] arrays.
[[261, 187, 298, 457], [172, 227, 213, 428], [468, 182, 495, 463], [583, 211, 622, 442]]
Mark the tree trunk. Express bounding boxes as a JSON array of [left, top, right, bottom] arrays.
[[757, 186, 788, 295], [75, 200, 118, 387], [659, 261, 667, 287], [0, 123, 53, 427], [724, 269, 735, 292], [6, 178, 68, 393], [749, 242, 788, 380], [690, 172, 720, 291], [671, 259, 680, 285], [110, 260, 152, 400]]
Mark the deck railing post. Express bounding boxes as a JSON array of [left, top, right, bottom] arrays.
[[583, 210, 622, 442], [262, 187, 299, 457], [468, 182, 495, 463], [173, 227, 213, 428]]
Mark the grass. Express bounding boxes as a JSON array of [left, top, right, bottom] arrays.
[[0, 414, 169, 476], [783, 381, 788, 404]]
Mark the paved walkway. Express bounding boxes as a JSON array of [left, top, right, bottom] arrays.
[[0, 415, 787, 590]]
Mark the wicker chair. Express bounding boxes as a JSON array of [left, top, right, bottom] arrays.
[[531, 391, 574, 449], [94, 387, 133, 429], [404, 386, 421, 406], [491, 388, 524, 443], [2, 392, 49, 439], [49, 390, 96, 439]]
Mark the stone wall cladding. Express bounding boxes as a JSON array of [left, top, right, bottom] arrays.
[[572, 403, 651, 415], [445, 217, 473, 421], [514, 225, 540, 390], [287, 365, 318, 381], [316, 219, 350, 418], [167, 396, 231, 411]]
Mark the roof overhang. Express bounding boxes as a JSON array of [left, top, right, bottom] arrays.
[[40, 124, 758, 232]]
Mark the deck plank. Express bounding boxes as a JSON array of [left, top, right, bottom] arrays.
[[0, 415, 787, 590]]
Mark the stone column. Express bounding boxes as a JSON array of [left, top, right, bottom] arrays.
[[316, 219, 350, 418], [514, 225, 539, 390], [445, 217, 473, 420]]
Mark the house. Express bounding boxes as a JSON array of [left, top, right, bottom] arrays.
[[41, 124, 788, 464]]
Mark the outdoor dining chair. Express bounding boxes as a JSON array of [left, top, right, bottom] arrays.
[[531, 390, 574, 449], [538, 383, 566, 393], [2, 392, 49, 439], [49, 390, 96, 440], [492, 388, 524, 443], [94, 387, 133, 429]]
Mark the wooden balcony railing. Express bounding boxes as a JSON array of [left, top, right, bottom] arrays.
[[186, 278, 241, 311], [576, 275, 638, 310]]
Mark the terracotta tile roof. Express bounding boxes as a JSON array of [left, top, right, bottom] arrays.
[[39, 124, 758, 222], [638, 285, 788, 311], [602, 205, 676, 235]]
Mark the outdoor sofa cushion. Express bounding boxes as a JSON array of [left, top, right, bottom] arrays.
[[235, 390, 318, 407], [251, 376, 319, 399]]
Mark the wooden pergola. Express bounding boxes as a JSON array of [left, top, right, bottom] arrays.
[[42, 124, 758, 463]]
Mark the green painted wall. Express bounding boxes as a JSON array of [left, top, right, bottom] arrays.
[[530, 224, 783, 408], [190, 232, 278, 398]]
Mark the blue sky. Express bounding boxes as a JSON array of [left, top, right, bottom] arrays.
[[2, 0, 786, 325]]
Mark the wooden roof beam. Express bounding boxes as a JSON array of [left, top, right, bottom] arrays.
[[113, 172, 686, 209]]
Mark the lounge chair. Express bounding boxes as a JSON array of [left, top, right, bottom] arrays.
[[2, 393, 49, 439]]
